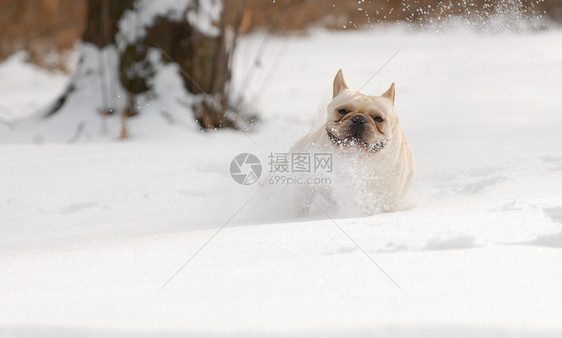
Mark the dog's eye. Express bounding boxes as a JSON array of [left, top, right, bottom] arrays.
[[337, 109, 348, 115], [374, 116, 384, 122]]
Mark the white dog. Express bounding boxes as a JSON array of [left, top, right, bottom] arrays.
[[290, 69, 415, 215]]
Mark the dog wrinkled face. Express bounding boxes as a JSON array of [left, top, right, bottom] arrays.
[[325, 69, 398, 153]]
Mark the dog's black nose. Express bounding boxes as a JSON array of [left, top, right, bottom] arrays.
[[351, 115, 367, 124]]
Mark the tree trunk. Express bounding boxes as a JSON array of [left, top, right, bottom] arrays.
[[45, 0, 247, 140]]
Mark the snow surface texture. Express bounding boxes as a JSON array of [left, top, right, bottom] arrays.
[[1, 25, 562, 336]]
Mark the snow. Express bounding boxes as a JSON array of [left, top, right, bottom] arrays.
[[1, 25, 562, 337], [118, 0, 222, 47], [0, 52, 69, 124], [186, 0, 222, 37], [118, 0, 190, 45]]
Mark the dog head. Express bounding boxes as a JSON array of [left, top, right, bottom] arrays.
[[325, 69, 399, 153]]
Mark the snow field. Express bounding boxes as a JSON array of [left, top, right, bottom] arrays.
[[1, 26, 562, 336]]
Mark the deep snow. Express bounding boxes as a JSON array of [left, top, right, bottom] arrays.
[[1, 26, 562, 337]]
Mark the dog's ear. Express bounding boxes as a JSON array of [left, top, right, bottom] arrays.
[[333, 69, 349, 98], [381, 82, 395, 105]]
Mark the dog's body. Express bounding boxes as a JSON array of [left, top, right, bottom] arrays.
[[291, 70, 415, 215]]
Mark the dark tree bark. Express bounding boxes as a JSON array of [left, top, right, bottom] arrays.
[[82, 0, 133, 47], [46, 0, 247, 138]]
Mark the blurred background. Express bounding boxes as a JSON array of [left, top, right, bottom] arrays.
[[0, 0, 561, 139], [2, 0, 561, 71]]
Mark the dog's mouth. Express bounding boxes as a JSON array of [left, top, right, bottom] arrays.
[[327, 128, 388, 153]]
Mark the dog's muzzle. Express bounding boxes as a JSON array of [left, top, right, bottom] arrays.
[[327, 128, 388, 153]]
